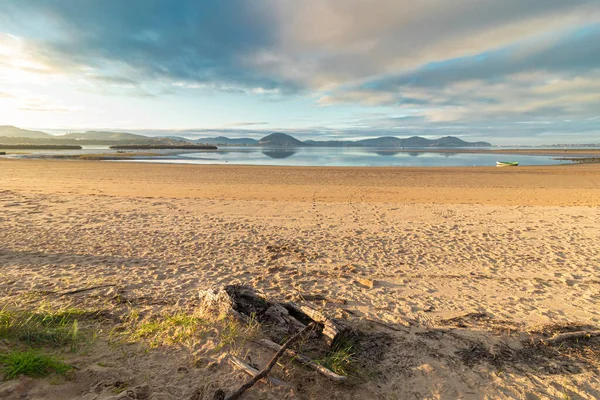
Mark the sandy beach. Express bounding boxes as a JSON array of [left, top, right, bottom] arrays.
[[1, 159, 599, 399]]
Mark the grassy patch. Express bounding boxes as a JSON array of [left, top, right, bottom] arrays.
[[115, 309, 260, 353], [317, 343, 356, 377], [116, 310, 210, 348], [0, 350, 73, 380], [214, 315, 259, 353], [0, 307, 92, 350]]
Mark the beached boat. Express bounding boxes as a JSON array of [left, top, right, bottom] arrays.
[[496, 161, 519, 167]]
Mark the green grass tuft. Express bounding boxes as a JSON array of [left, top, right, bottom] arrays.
[[115, 309, 260, 353], [214, 318, 244, 352], [118, 310, 209, 348], [317, 343, 356, 376], [0, 307, 90, 350], [0, 350, 73, 380]]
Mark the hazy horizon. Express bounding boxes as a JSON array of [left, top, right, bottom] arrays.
[[2, 126, 594, 146]]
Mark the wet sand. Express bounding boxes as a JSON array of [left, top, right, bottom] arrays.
[[2, 159, 600, 205]]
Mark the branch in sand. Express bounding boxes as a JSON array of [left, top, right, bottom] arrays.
[[59, 284, 116, 296], [224, 322, 316, 400], [258, 338, 347, 383], [227, 356, 291, 388], [544, 330, 600, 346]]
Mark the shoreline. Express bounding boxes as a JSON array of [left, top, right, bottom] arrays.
[[2, 158, 600, 206]]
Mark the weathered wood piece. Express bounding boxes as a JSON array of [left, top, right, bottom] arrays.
[[258, 339, 347, 383], [225, 322, 316, 400], [228, 356, 290, 388], [298, 304, 354, 347], [544, 330, 600, 346], [223, 285, 308, 343]]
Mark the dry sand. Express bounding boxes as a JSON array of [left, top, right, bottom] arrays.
[[1, 159, 599, 399]]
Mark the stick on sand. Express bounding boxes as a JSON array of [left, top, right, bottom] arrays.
[[544, 330, 600, 346], [225, 322, 316, 400], [258, 338, 347, 382]]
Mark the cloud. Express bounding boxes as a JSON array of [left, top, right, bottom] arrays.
[[2, 88, 85, 113], [3, 1, 599, 92], [317, 23, 600, 138], [1, 1, 600, 142], [0, 0, 292, 93], [18, 104, 81, 112], [365, 24, 600, 91], [265, 0, 600, 88], [227, 122, 269, 127], [0, 33, 56, 85], [17, 97, 84, 113]]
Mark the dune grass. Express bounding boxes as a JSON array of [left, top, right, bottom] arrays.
[[317, 343, 356, 377], [114, 308, 260, 353], [0, 306, 93, 350], [0, 349, 73, 380], [213, 314, 259, 353], [121, 310, 209, 348]]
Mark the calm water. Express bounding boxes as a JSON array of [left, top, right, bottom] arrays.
[[127, 147, 574, 167], [7, 145, 582, 166]]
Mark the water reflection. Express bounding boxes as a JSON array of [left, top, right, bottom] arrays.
[[262, 149, 297, 159], [107, 146, 573, 167], [373, 150, 402, 156]]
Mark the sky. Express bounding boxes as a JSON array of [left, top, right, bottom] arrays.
[[0, 1, 599, 144]]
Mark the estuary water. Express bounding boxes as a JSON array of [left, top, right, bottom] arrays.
[[131, 146, 573, 167], [7, 145, 582, 167]]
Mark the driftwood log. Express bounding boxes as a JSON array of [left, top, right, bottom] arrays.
[[296, 304, 354, 347], [258, 339, 347, 383], [220, 285, 356, 348], [544, 330, 600, 346], [225, 322, 316, 400], [222, 286, 308, 344]]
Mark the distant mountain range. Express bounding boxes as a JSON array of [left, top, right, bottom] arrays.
[[0, 126, 492, 147], [194, 136, 259, 145], [0, 126, 52, 139], [195, 132, 491, 147], [0, 126, 185, 145], [258, 132, 305, 146], [254, 132, 491, 147], [357, 135, 492, 148], [61, 130, 150, 141]]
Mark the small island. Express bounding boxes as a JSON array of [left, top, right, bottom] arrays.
[[109, 144, 218, 150], [0, 144, 83, 150]]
